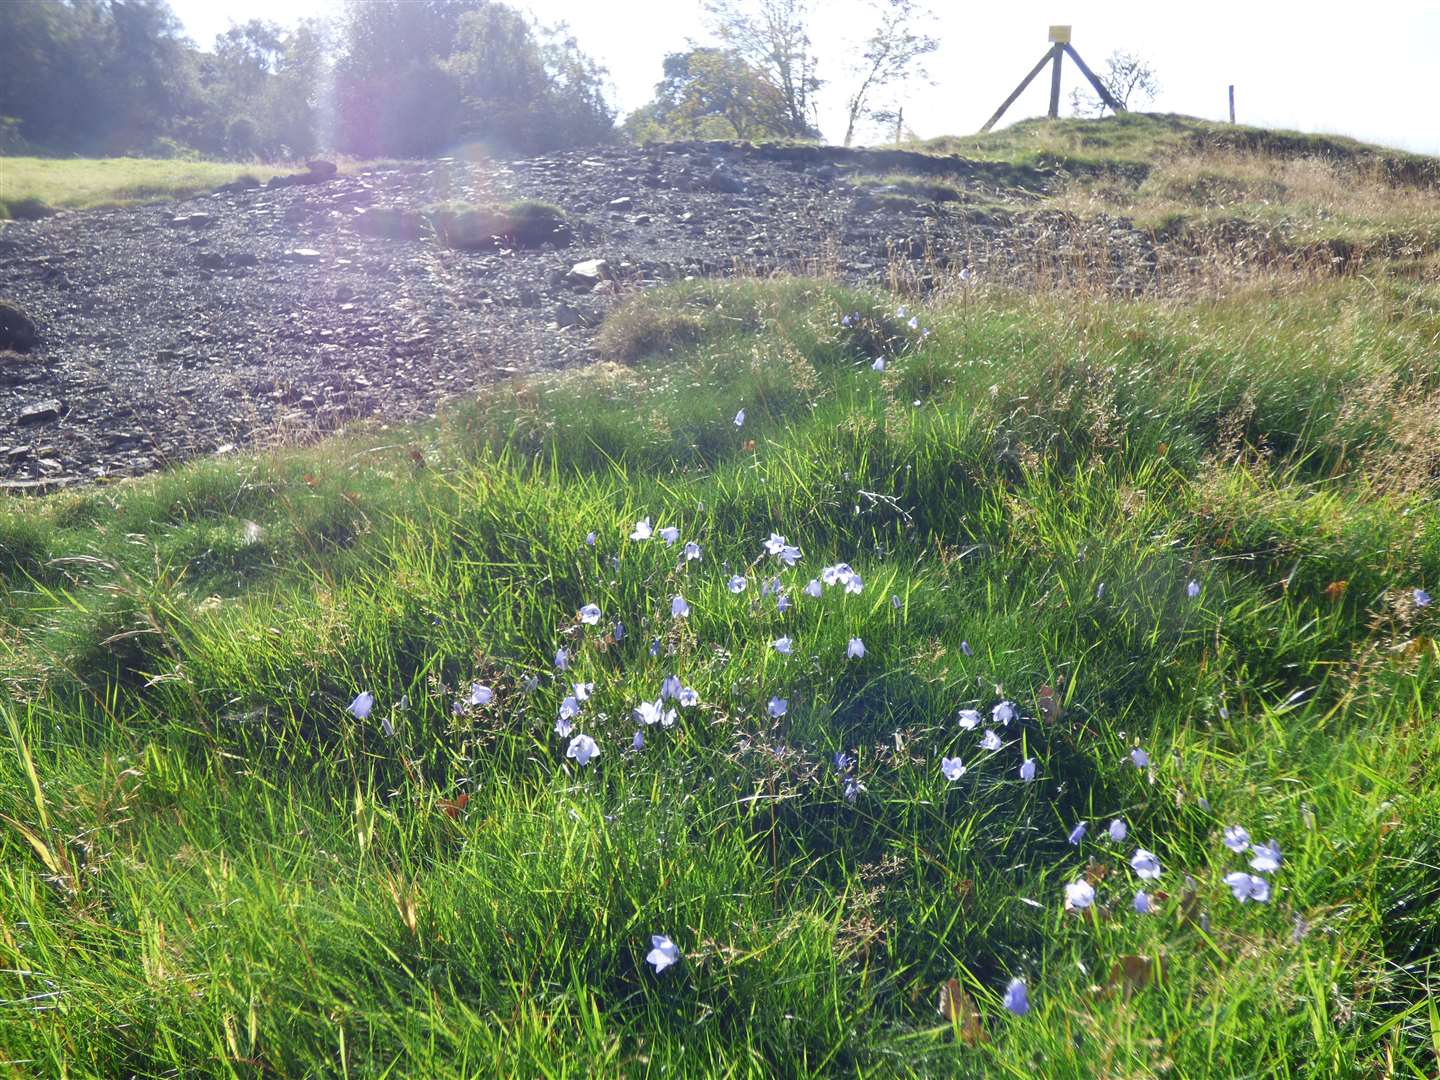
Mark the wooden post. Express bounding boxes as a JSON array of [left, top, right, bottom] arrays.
[[1063, 44, 1125, 113], [1048, 43, 1064, 117], [1228, 85, 1235, 123], [895, 106, 904, 144], [979, 44, 1060, 133]]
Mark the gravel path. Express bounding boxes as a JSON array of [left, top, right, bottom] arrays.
[[0, 142, 1157, 489]]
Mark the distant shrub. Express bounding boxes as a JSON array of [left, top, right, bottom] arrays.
[[425, 200, 570, 250], [0, 196, 55, 221]]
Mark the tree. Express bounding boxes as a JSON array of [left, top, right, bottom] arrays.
[[702, 0, 821, 138], [1069, 50, 1159, 118], [623, 48, 790, 141], [841, 0, 937, 147]]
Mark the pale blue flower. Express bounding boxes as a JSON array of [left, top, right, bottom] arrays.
[[661, 674, 682, 700], [907, 315, 919, 331], [630, 517, 653, 541], [1130, 848, 1162, 880], [871, 357, 886, 372], [896, 305, 908, 318], [671, 595, 690, 618], [1249, 839, 1282, 873], [844, 573, 863, 595], [941, 756, 966, 781], [734, 409, 746, 427], [678, 687, 699, 707], [776, 592, 790, 612], [1133, 890, 1152, 914], [821, 563, 853, 587], [728, 574, 748, 593], [348, 691, 374, 720], [777, 544, 802, 566], [554, 648, 569, 671], [1186, 579, 1200, 598], [767, 696, 788, 718], [631, 730, 644, 751], [646, 934, 680, 973], [659, 526, 680, 546], [847, 637, 865, 659], [470, 683, 494, 706], [585, 531, 596, 547], [1019, 758, 1036, 782], [683, 541, 702, 561], [891, 594, 902, 609], [573, 681, 594, 702], [566, 733, 599, 766], [649, 638, 661, 657], [833, 751, 853, 772], [522, 675, 540, 692], [1068, 821, 1086, 845], [579, 604, 602, 625], [1222, 825, 1250, 852], [993, 701, 1017, 726], [1416, 588, 1432, 607], [1130, 748, 1150, 768], [1003, 978, 1029, 1015], [613, 621, 625, 641], [381, 715, 394, 737], [559, 695, 581, 722], [1224, 872, 1271, 902], [1064, 879, 1095, 911], [957, 708, 981, 730], [633, 698, 661, 726], [843, 776, 864, 802], [762, 533, 788, 556], [804, 579, 823, 598], [960, 640, 972, 656], [980, 729, 1003, 751], [554, 714, 574, 739], [1108, 819, 1128, 842], [772, 636, 793, 655]]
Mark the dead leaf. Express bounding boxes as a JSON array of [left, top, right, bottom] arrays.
[[1036, 685, 1061, 724], [439, 792, 470, 819], [1323, 580, 1349, 602], [937, 979, 987, 1045], [1106, 953, 1166, 999], [1084, 859, 1109, 885]]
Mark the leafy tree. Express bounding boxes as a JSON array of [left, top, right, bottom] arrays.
[[841, 0, 937, 147], [702, 0, 821, 138], [624, 48, 790, 141], [1069, 50, 1160, 118]]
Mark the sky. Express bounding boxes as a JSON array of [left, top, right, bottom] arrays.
[[166, 0, 1440, 156]]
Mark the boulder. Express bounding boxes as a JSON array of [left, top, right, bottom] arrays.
[[306, 160, 338, 180], [0, 299, 38, 352], [567, 259, 611, 288], [704, 167, 746, 194]]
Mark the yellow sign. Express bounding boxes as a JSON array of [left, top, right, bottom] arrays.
[[1049, 25, 1072, 43]]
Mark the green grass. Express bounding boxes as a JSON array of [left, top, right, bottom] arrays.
[[3, 274, 1440, 1075], [0, 157, 309, 218]]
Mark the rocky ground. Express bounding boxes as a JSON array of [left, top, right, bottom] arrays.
[[0, 141, 1159, 489]]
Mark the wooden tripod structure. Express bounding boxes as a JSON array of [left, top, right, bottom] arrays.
[[979, 26, 1124, 133]]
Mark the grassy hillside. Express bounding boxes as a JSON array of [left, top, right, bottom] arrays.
[[0, 157, 311, 219], [3, 271, 1440, 1075], [888, 113, 1440, 260]]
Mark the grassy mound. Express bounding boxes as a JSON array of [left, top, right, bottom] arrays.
[[0, 157, 313, 217], [2, 275, 1440, 1075]]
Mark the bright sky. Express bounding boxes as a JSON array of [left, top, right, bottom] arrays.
[[167, 0, 1440, 156]]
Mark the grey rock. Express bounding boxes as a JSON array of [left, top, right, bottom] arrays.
[[18, 400, 64, 425], [567, 259, 611, 287]]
